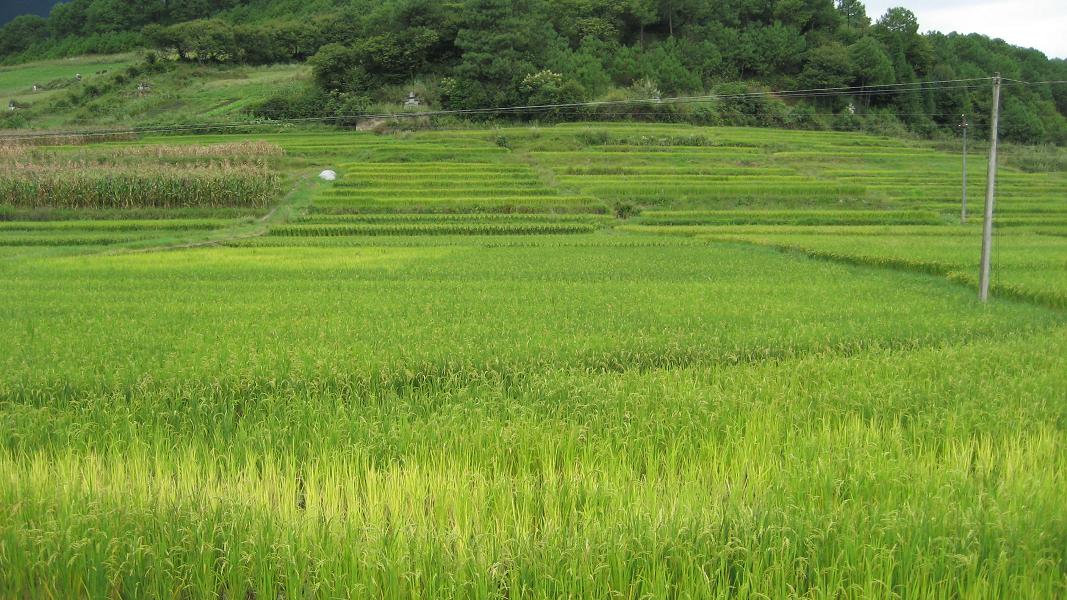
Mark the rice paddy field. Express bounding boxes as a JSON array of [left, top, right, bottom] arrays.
[[1, 123, 1066, 598]]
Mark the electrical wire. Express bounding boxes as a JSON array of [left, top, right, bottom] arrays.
[[0, 76, 1017, 142], [1001, 78, 1067, 86]]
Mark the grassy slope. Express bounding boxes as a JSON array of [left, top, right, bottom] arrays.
[[0, 54, 308, 128], [0, 53, 136, 104]]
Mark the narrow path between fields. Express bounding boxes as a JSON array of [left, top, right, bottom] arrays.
[[706, 237, 1066, 312], [110, 173, 316, 255]]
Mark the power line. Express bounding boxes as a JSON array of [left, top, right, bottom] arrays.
[[240, 80, 990, 121], [2, 80, 995, 138], [0, 76, 1008, 142], [1000, 78, 1067, 86]]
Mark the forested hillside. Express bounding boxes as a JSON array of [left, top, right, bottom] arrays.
[[1, 0, 1065, 143]]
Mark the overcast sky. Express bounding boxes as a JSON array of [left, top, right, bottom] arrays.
[[865, 1, 1067, 59]]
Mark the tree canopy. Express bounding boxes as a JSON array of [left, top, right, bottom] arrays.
[[1, 0, 1065, 143]]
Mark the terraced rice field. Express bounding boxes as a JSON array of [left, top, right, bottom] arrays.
[[313, 163, 600, 214], [1, 124, 1065, 598], [698, 228, 1067, 308]]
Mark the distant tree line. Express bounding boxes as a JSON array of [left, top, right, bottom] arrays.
[[0, 0, 250, 60], [2, 0, 1065, 143]]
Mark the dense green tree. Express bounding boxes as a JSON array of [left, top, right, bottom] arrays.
[[639, 40, 701, 93], [874, 6, 917, 38], [233, 23, 290, 64], [47, 0, 89, 37], [146, 19, 232, 62], [447, 0, 557, 108], [848, 35, 894, 109], [309, 43, 363, 92], [673, 36, 723, 85], [518, 69, 584, 107], [353, 30, 440, 86], [142, 23, 175, 57], [0, 14, 47, 56], [873, 7, 931, 76], [1001, 95, 1046, 143], [166, 0, 245, 23], [714, 81, 788, 127], [836, 0, 869, 30], [738, 23, 807, 78], [773, 0, 841, 34], [549, 38, 613, 95], [798, 42, 852, 90], [849, 36, 893, 84], [1053, 63, 1067, 116], [84, 0, 160, 34], [168, 19, 237, 63], [624, 0, 657, 44], [575, 16, 619, 44], [927, 62, 969, 124]]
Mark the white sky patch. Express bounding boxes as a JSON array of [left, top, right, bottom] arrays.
[[865, 0, 1067, 59]]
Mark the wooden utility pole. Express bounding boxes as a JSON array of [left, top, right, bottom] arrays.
[[979, 74, 1001, 302]]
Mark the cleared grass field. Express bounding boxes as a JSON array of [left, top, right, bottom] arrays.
[[2, 56, 309, 128], [0, 123, 1065, 597], [0, 53, 136, 105]]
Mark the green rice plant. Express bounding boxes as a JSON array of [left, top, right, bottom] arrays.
[[333, 177, 544, 188], [309, 196, 608, 214], [295, 213, 614, 225], [0, 230, 202, 246], [268, 222, 599, 236], [0, 218, 237, 232], [293, 147, 506, 162], [1, 241, 1065, 598], [636, 209, 943, 226], [559, 166, 796, 176], [578, 182, 866, 198], [620, 224, 977, 236], [0, 206, 266, 221], [3, 123, 1067, 598], [231, 232, 702, 248], [336, 162, 532, 173], [320, 188, 562, 199], [996, 216, 1067, 227], [698, 229, 1067, 309]]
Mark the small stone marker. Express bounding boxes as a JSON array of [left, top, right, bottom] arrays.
[[319, 170, 337, 181]]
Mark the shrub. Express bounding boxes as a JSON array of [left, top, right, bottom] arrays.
[[613, 201, 638, 219]]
